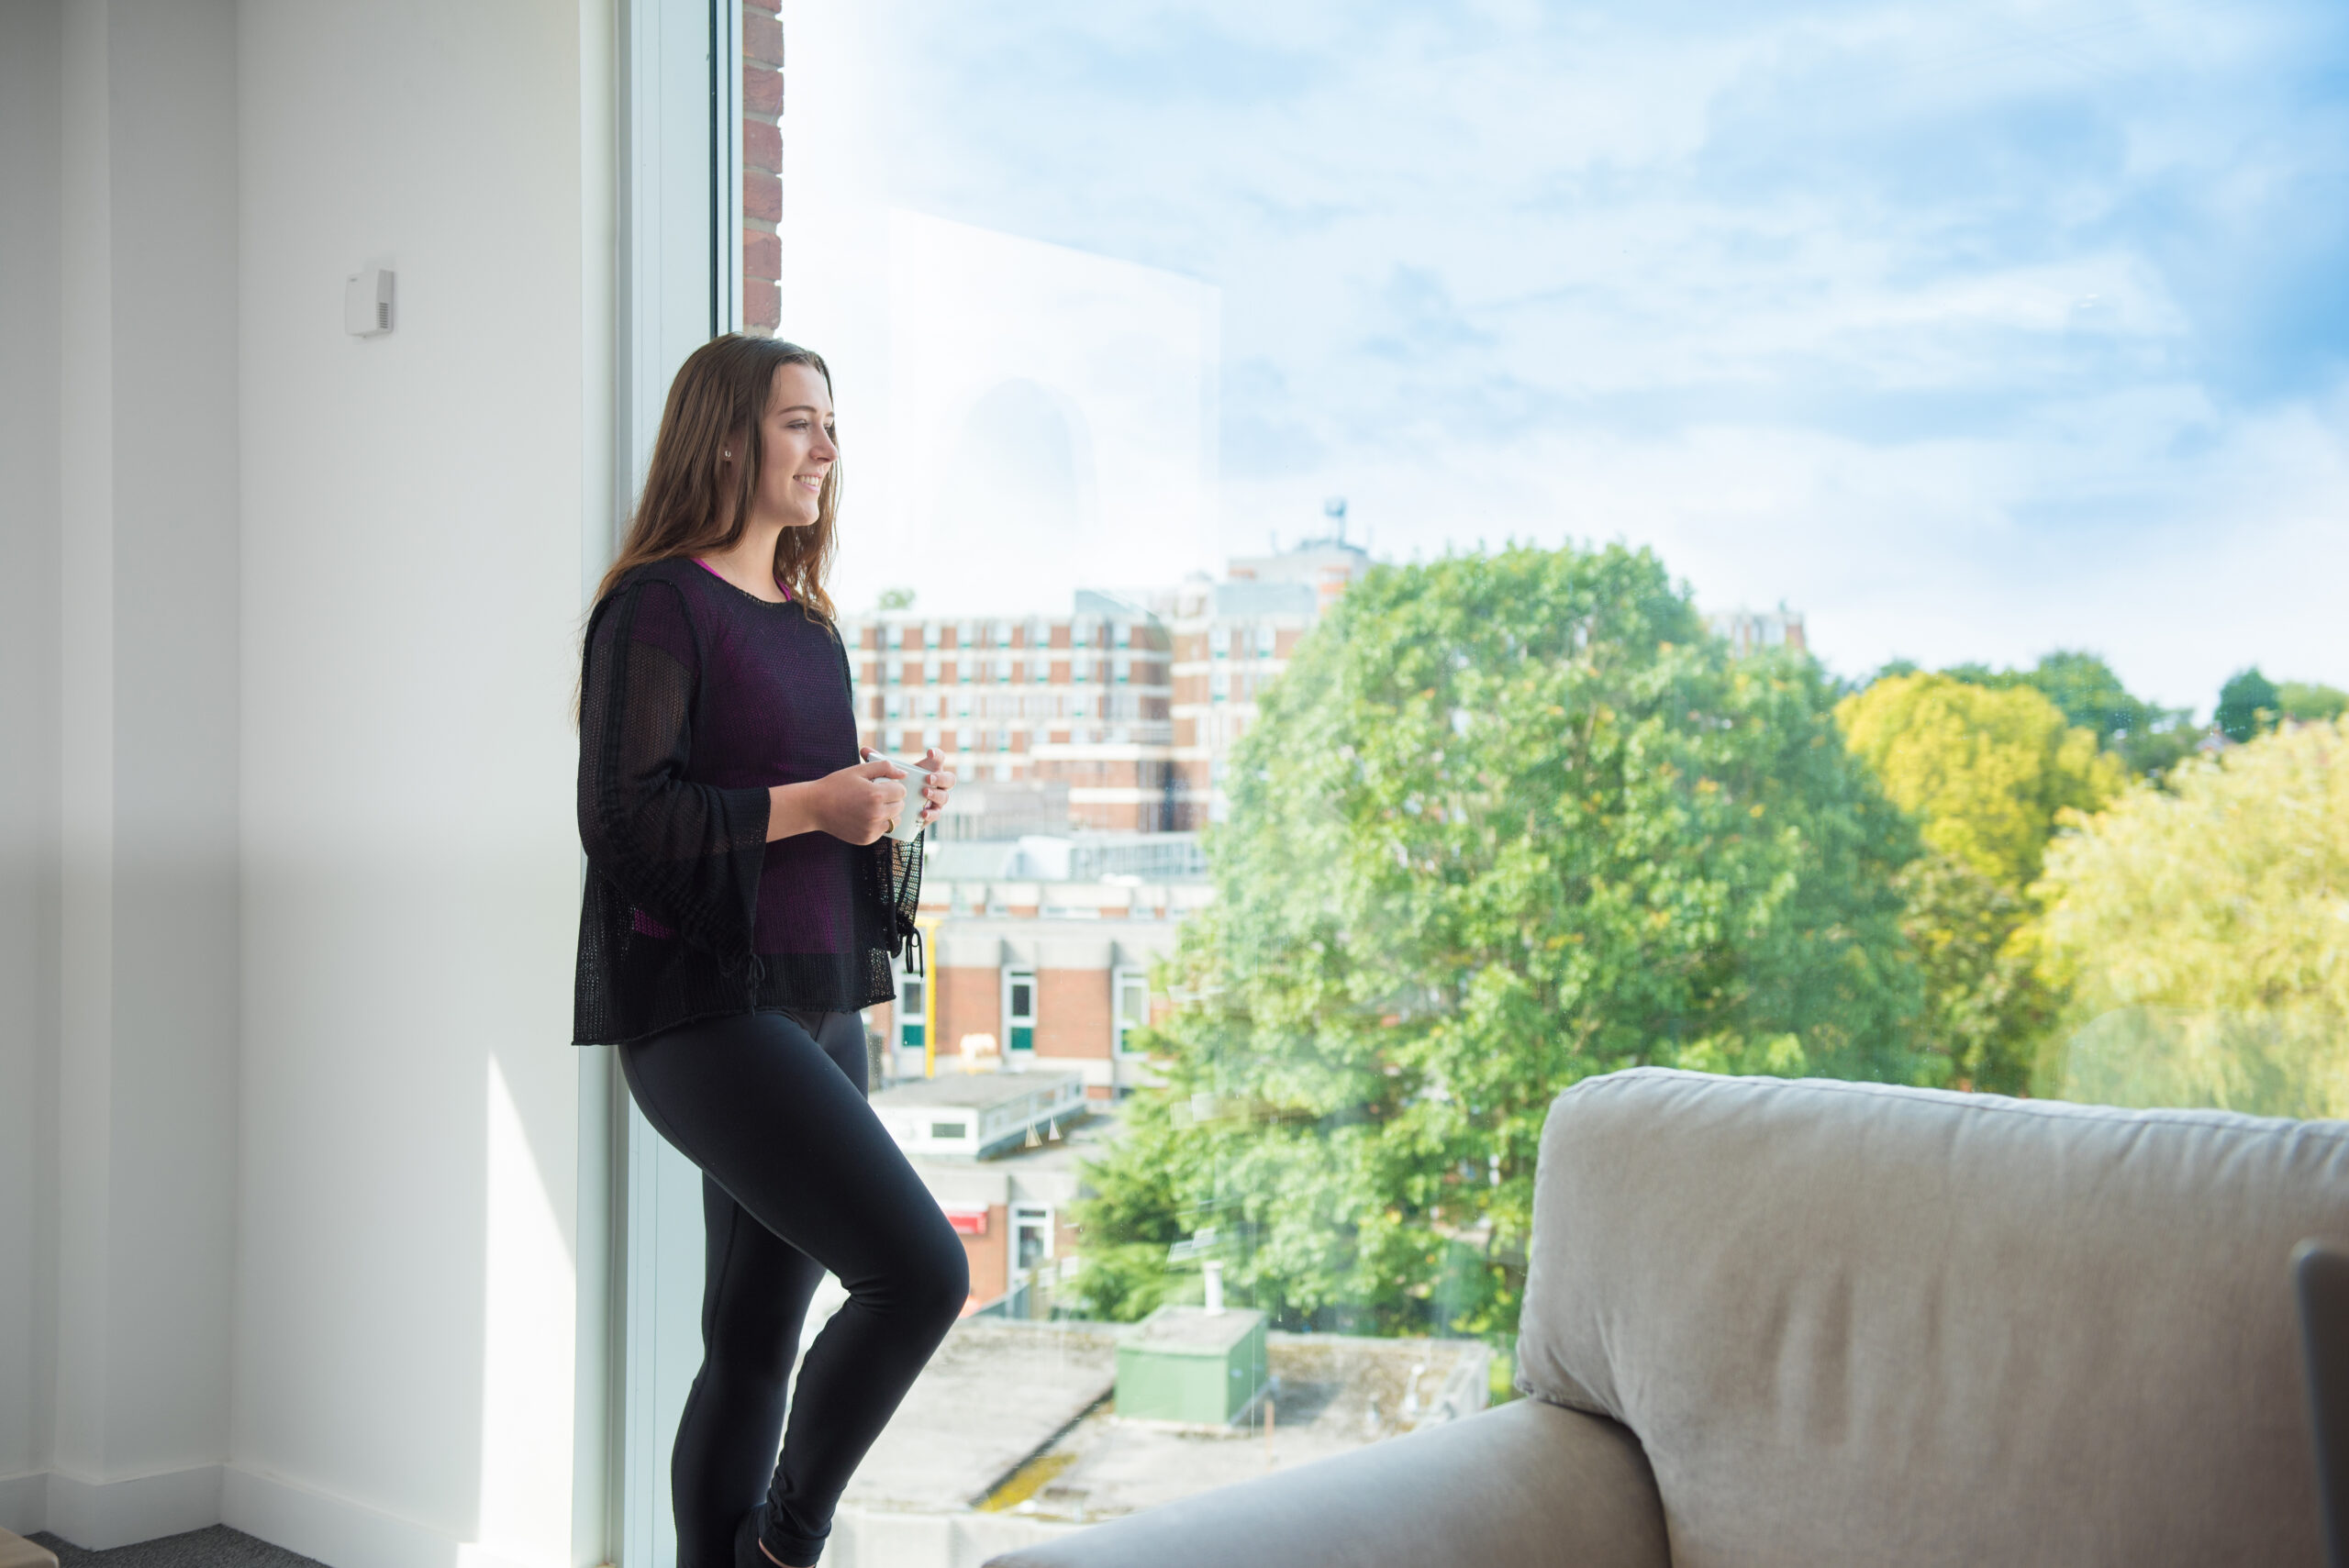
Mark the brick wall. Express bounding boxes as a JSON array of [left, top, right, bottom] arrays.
[[961, 1206, 1007, 1310], [1036, 968, 1112, 1060], [937, 964, 1000, 1053], [742, 1, 782, 333]]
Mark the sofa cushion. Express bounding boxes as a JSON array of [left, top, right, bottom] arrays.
[[1515, 1068, 2349, 1568]]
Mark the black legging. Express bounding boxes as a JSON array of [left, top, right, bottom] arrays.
[[619, 1008, 969, 1568]]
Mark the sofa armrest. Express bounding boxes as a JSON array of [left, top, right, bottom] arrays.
[[982, 1397, 1669, 1568]]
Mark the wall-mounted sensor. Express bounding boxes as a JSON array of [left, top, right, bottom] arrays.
[[344, 268, 394, 337]]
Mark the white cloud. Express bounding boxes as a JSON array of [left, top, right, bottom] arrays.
[[870, 0, 2349, 708]]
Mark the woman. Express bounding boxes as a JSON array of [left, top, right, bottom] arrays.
[[573, 335, 966, 1568]]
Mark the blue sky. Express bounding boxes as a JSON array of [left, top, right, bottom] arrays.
[[878, 0, 2348, 711]]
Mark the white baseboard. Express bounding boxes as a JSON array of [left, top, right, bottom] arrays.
[[0, 1463, 540, 1568], [222, 1467, 536, 1568], [33, 1464, 223, 1551]]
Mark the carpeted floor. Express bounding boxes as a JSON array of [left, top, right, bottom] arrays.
[[28, 1529, 327, 1568]]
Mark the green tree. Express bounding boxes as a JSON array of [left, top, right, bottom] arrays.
[[876, 585, 917, 611], [2279, 682, 2349, 724], [1837, 673, 2125, 893], [1835, 673, 2122, 1092], [2036, 719, 2349, 1117], [1941, 651, 2194, 780], [1072, 545, 1926, 1340], [2216, 666, 2280, 742]]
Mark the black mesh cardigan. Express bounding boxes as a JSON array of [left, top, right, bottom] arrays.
[[572, 561, 921, 1046]]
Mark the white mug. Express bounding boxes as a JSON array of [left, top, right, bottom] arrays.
[[866, 752, 933, 842]]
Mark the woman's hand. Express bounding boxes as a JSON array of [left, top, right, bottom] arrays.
[[767, 759, 907, 845], [906, 747, 955, 826]]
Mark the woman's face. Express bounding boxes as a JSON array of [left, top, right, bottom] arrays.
[[751, 361, 838, 530]]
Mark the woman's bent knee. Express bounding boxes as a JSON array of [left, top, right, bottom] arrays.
[[900, 1233, 969, 1330]]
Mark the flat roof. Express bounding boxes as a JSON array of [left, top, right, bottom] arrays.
[[1125, 1305, 1265, 1354], [841, 1319, 1491, 1525], [870, 1070, 1086, 1111], [841, 1319, 1119, 1512]]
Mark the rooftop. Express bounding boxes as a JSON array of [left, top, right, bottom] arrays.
[[841, 1318, 1492, 1526], [871, 1069, 1087, 1111]]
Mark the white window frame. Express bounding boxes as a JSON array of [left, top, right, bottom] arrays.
[[608, 4, 742, 1565], [1013, 1204, 1055, 1270], [1004, 966, 1037, 1054], [1114, 966, 1151, 1055]]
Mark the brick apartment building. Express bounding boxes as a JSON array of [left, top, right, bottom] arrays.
[[841, 535, 1373, 830], [1705, 606, 1809, 657]]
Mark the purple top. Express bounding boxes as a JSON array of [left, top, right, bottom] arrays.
[[630, 563, 851, 952], [572, 557, 921, 1042]]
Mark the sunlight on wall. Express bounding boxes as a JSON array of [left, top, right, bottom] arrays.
[[467, 1055, 576, 1568]]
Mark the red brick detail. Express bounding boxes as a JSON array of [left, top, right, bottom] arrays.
[[744, 118, 782, 173], [744, 171, 782, 225], [745, 64, 783, 116], [744, 9, 784, 64], [745, 278, 780, 331], [743, 0, 780, 12], [746, 231, 782, 281], [938, 965, 1000, 1055], [1038, 969, 1112, 1059], [960, 1206, 1008, 1310]]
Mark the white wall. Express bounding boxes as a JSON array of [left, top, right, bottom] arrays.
[[229, 4, 603, 1567], [0, 0, 66, 1524], [0, 0, 248, 1546], [0, 2, 615, 1563]]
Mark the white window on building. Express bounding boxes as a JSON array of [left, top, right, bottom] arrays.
[[1114, 967, 1150, 1054], [896, 967, 925, 1056], [1114, 656, 1130, 684], [884, 694, 902, 719], [885, 726, 903, 751], [1014, 1205, 1053, 1273], [1113, 621, 1130, 649], [886, 623, 904, 650], [1209, 671, 1228, 702], [1255, 624, 1278, 657], [1004, 967, 1036, 1054]]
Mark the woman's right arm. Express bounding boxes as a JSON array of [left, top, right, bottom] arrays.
[[578, 580, 769, 955]]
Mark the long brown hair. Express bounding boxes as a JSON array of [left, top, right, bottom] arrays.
[[595, 334, 842, 619]]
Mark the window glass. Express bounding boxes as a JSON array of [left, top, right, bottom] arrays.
[[818, 1, 2348, 1542]]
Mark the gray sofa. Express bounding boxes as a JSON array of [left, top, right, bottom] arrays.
[[986, 1067, 2349, 1567]]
